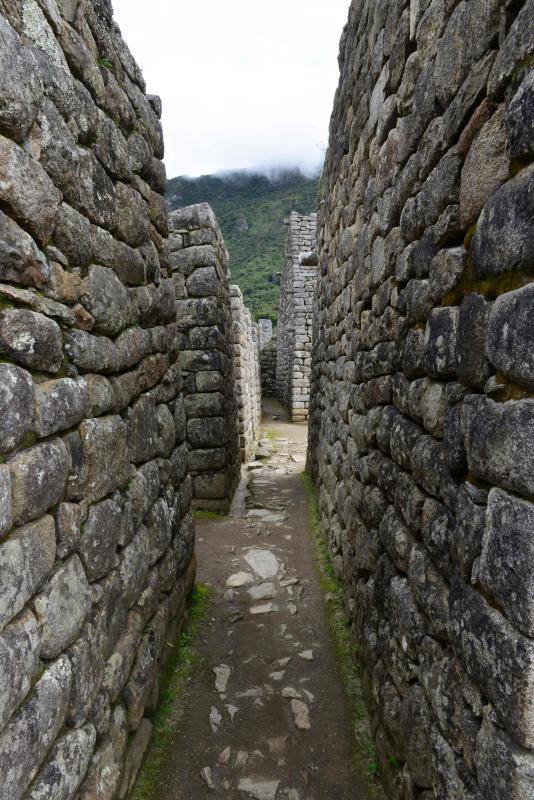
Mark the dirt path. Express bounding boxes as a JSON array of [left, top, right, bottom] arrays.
[[154, 399, 369, 800]]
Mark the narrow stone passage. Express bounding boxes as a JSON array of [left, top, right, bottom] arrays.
[[153, 399, 368, 800]]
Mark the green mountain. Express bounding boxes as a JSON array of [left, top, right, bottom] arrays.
[[166, 168, 320, 321]]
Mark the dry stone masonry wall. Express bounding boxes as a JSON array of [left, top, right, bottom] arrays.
[[275, 212, 318, 421], [0, 1, 195, 798], [168, 203, 241, 512], [231, 285, 262, 463], [308, 1, 534, 798], [260, 335, 278, 396]]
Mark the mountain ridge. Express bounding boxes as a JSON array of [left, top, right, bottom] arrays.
[[166, 168, 320, 321]]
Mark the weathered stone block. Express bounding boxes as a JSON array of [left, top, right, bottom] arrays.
[[0, 466, 11, 539], [475, 712, 534, 800], [79, 416, 131, 502], [119, 527, 150, 608], [35, 377, 89, 437], [506, 69, 534, 160], [80, 498, 122, 581], [456, 293, 491, 388], [0, 133, 61, 245], [123, 605, 168, 729], [8, 439, 69, 525], [186, 266, 219, 297], [423, 307, 459, 378], [459, 105, 509, 227], [127, 394, 159, 464], [26, 724, 97, 800], [0, 609, 40, 731], [478, 489, 534, 637], [463, 396, 534, 499], [80, 265, 137, 335], [450, 581, 534, 748], [33, 554, 92, 658], [486, 284, 534, 389], [0, 211, 48, 288], [145, 498, 173, 567], [471, 165, 534, 278], [193, 471, 227, 500], [0, 309, 63, 372], [187, 417, 226, 449], [0, 655, 72, 800], [77, 705, 127, 800], [0, 363, 34, 455], [0, 516, 56, 631]]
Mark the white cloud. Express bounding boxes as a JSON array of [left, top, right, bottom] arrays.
[[113, 0, 350, 178]]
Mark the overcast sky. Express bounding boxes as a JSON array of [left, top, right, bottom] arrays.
[[113, 0, 350, 179]]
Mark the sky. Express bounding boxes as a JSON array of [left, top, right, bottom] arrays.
[[113, 0, 351, 179]]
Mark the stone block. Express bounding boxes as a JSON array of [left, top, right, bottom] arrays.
[[0, 655, 72, 800], [33, 554, 92, 658], [178, 349, 223, 372], [0, 516, 56, 630], [475, 712, 534, 800], [0, 609, 40, 731], [55, 501, 85, 559], [471, 164, 534, 278], [145, 498, 173, 567], [102, 611, 144, 702], [456, 293, 491, 388], [450, 581, 534, 748], [0, 132, 61, 245], [35, 377, 89, 437], [486, 284, 534, 389], [123, 605, 168, 729], [8, 439, 69, 525], [0, 211, 48, 288], [423, 307, 459, 378], [119, 527, 150, 608], [463, 396, 534, 499], [77, 705, 127, 800], [80, 265, 137, 335], [0, 309, 63, 372], [79, 416, 131, 502], [26, 724, 97, 800], [127, 394, 159, 464], [451, 485, 486, 580], [459, 105, 509, 227], [80, 498, 122, 581], [184, 392, 224, 418], [478, 488, 534, 637], [0, 363, 34, 455], [118, 718, 153, 799], [186, 266, 219, 296], [187, 417, 226, 449], [506, 69, 534, 160], [193, 472, 227, 500]]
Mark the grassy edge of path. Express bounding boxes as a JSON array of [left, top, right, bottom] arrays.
[[300, 471, 385, 799], [130, 583, 211, 800]]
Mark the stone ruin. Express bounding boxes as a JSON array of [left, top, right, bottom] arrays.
[[0, 0, 195, 796], [260, 334, 278, 397], [0, 0, 533, 798], [258, 318, 274, 349], [168, 203, 240, 511], [231, 285, 262, 463], [0, 0, 261, 796], [307, 0, 534, 797], [275, 211, 318, 422]]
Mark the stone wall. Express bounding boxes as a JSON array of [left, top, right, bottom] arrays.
[[275, 212, 317, 421], [258, 318, 274, 349], [231, 285, 262, 463], [260, 335, 278, 396], [0, 1, 195, 798], [168, 203, 240, 511], [308, 1, 534, 798]]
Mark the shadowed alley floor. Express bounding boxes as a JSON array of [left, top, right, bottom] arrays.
[[153, 398, 369, 800]]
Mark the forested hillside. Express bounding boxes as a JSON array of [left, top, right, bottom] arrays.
[[166, 169, 320, 320]]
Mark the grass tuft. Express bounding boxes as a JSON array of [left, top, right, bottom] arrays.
[[300, 471, 383, 797], [130, 583, 211, 800]]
